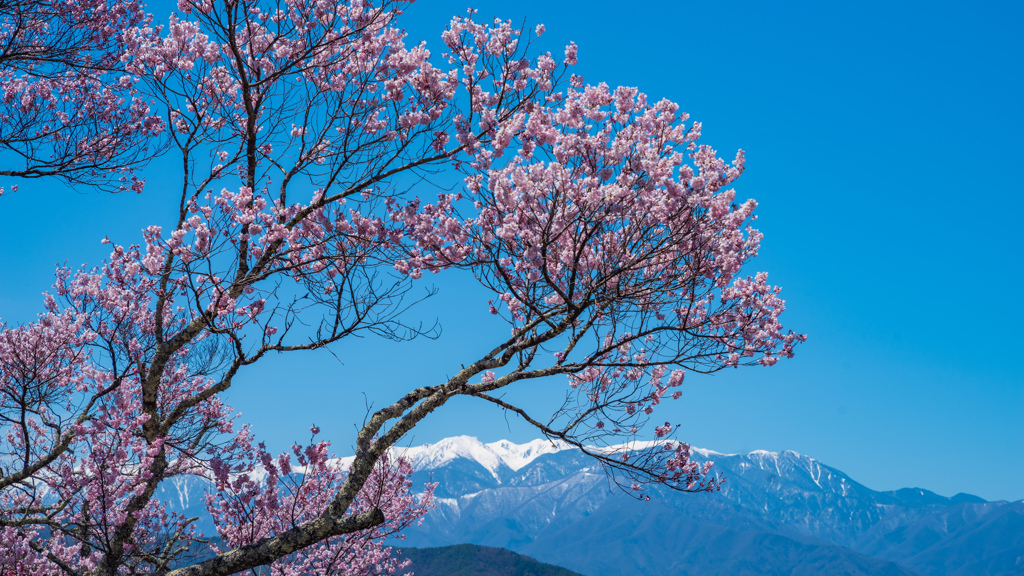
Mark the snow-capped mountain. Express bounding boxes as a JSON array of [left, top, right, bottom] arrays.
[[158, 437, 1024, 576], [396, 436, 571, 478], [393, 437, 1022, 576]]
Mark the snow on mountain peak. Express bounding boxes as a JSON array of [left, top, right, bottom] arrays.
[[484, 438, 571, 471], [748, 449, 805, 459], [397, 436, 502, 475], [330, 437, 808, 480], [690, 446, 726, 458], [389, 437, 736, 478], [391, 436, 572, 478]]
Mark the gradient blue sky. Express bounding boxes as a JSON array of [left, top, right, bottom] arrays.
[[1, 0, 1021, 501]]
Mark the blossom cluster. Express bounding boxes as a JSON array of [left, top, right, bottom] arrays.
[[0, 0, 162, 188]]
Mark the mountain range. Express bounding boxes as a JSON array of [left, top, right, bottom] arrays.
[[158, 436, 1024, 575]]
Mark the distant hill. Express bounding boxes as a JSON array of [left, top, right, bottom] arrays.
[[395, 544, 583, 576]]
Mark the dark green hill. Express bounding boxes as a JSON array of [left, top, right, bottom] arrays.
[[396, 544, 584, 576]]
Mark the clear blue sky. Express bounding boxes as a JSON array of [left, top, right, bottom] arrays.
[[0, 0, 1021, 501]]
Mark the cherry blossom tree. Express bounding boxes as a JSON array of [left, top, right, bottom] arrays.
[[0, 0, 805, 574]]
